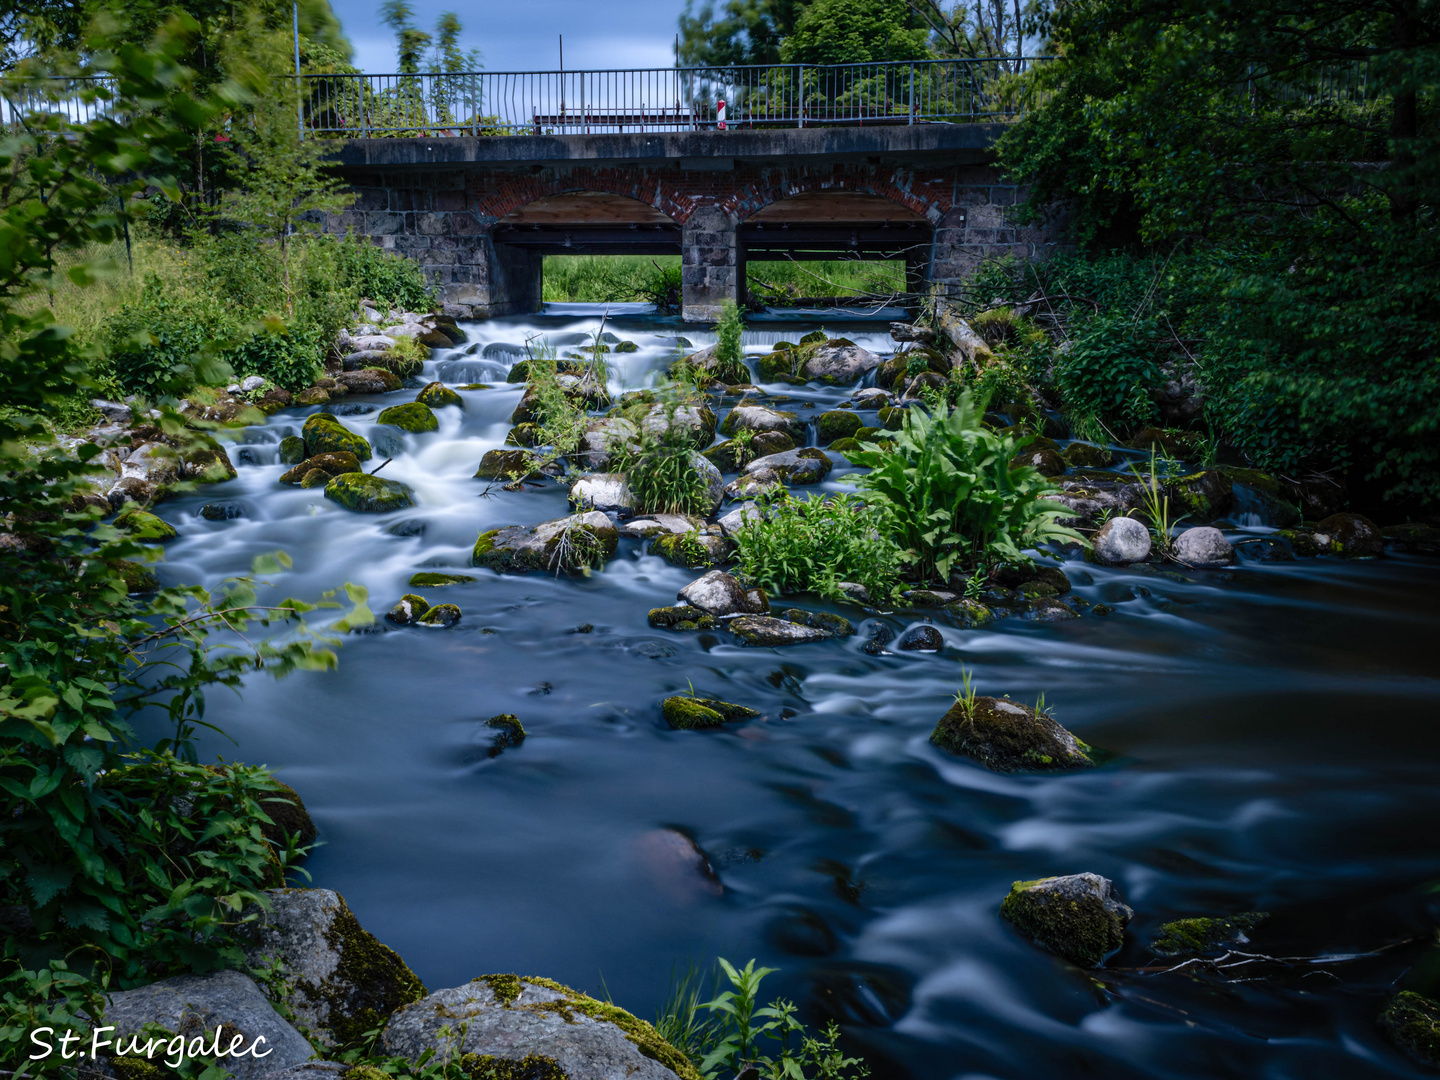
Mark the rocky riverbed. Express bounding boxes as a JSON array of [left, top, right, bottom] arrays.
[[93, 304, 1440, 1079]]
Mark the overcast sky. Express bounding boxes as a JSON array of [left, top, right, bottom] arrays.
[[329, 0, 685, 73]]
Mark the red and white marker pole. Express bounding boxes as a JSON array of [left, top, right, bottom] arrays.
[[717, 99, 727, 130]]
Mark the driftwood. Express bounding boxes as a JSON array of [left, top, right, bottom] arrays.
[[934, 299, 995, 370]]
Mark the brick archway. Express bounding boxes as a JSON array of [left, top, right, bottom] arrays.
[[723, 167, 953, 225], [467, 172, 690, 225]]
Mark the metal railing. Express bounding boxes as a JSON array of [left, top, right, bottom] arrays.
[[2, 75, 118, 128], [294, 59, 1051, 138]]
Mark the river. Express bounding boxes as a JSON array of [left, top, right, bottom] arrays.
[[147, 306, 1440, 1080]]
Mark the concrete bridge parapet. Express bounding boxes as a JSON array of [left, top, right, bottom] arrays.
[[322, 126, 1061, 320]]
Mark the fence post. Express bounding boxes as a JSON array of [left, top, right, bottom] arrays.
[[797, 66, 805, 127], [909, 62, 915, 124], [293, 2, 303, 139]]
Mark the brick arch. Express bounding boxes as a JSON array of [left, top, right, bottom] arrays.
[[467, 170, 688, 224], [722, 167, 952, 225]]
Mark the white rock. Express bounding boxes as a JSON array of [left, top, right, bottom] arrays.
[[90, 398, 132, 424], [619, 513, 704, 539], [678, 570, 767, 616], [569, 473, 634, 514], [1092, 515, 1152, 564], [1172, 525, 1236, 567], [240, 375, 266, 392], [717, 500, 761, 535]]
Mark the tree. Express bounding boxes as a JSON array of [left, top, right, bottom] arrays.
[[677, 0, 810, 67], [997, 0, 1440, 505], [781, 0, 931, 63], [909, 0, 1035, 61]]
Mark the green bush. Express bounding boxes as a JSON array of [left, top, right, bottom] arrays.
[[103, 273, 235, 396], [225, 320, 326, 391], [732, 493, 900, 601], [846, 392, 1084, 582], [328, 234, 433, 311], [1054, 311, 1162, 441], [621, 426, 714, 516], [711, 300, 750, 383]]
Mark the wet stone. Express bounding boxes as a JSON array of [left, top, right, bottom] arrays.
[[662, 695, 761, 730], [896, 625, 944, 651], [199, 501, 245, 521], [932, 695, 1094, 773], [1000, 873, 1133, 968], [729, 615, 836, 647]]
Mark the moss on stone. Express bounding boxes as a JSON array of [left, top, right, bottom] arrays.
[[799, 330, 826, 345], [502, 975, 703, 1080], [115, 508, 177, 542], [343, 1067, 393, 1080], [485, 714, 527, 755], [417, 603, 461, 627], [417, 382, 464, 409], [1277, 528, 1321, 557], [1150, 912, 1269, 957], [662, 695, 759, 730], [458, 1053, 567, 1080], [782, 609, 855, 636], [115, 558, 159, 593], [409, 572, 477, 587], [278, 435, 306, 464], [300, 468, 330, 489], [110, 1057, 165, 1080], [324, 473, 416, 513], [944, 598, 995, 628], [303, 412, 373, 461], [931, 696, 1094, 772], [280, 451, 362, 485], [647, 606, 718, 631], [476, 972, 525, 1005], [475, 449, 541, 481], [472, 529, 500, 561], [506, 424, 540, 447], [376, 402, 439, 434], [999, 877, 1127, 968], [314, 894, 428, 1048], [816, 409, 863, 445], [387, 594, 430, 624], [1381, 991, 1440, 1068]]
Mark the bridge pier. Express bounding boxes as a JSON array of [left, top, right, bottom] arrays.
[[681, 207, 739, 323]]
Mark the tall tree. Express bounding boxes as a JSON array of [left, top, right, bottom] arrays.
[[677, 0, 810, 66], [781, 0, 931, 63]]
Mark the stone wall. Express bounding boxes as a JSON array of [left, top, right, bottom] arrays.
[[324, 162, 1063, 321]]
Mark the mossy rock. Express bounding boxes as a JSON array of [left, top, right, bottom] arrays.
[[417, 603, 461, 627], [386, 594, 430, 625], [417, 382, 463, 409], [471, 512, 619, 574], [110, 1057, 165, 1080], [1063, 442, 1113, 469], [1166, 469, 1234, 521], [1150, 912, 1268, 957], [1277, 528, 1321, 557], [1381, 991, 1440, 1068], [485, 714, 526, 755], [1000, 873, 1133, 968], [115, 508, 177, 542], [614, 340, 639, 353], [828, 437, 861, 453], [662, 695, 761, 730], [1315, 512, 1385, 558], [280, 451, 363, 485], [278, 435, 307, 464], [475, 449, 542, 481], [324, 473, 416, 513], [258, 779, 318, 850], [877, 405, 907, 431], [1127, 426, 1203, 460], [376, 402, 439, 433], [944, 598, 995, 627], [300, 468, 331, 489], [650, 531, 731, 570], [409, 572, 476, 588], [816, 409, 863, 445], [755, 350, 804, 383], [703, 430, 795, 472], [506, 360, 530, 384], [931, 695, 1094, 772], [799, 330, 827, 345], [115, 558, 159, 593], [505, 424, 541, 448], [295, 386, 331, 406], [303, 413, 373, 461], [782, 608, 854, 636], [648, 606, 718, 631]]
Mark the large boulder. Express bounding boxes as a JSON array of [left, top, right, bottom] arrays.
[[475, 448, 544, 482], [1381, 991, 1440, 1068], [729, 615, 836, 647], [742, 448, 832, 486], [578, 417, 640, 470], [334, 369, 401, 395], [704, 430, 795, 472], [1172, 526, 1236, 567], [678, 570, 768, 616], [279, 452, 361, 486], [931, 696, 1095, 772], [416, 381, 463, 409], [101, 970, 313, 1079], [690, 451, 726, 513], [473, 512, 620, 574], [1313, 512, 1384, 558], [1000, 873, 1133, 968], [380, 975, 699, 1080], [241, 889, 426, 1049], [801, 342, 881, 385], [1165, 469, 1234, 522], [323, 474, 415, 513], [720, 405, 804, 442], [375, 402, 438, 434], [570, 473, 634, 514], [1091, 516, 1152, 565], [303, 414, 372, 461], [816, 410, 863, 445], [620, 513, 706, 540]]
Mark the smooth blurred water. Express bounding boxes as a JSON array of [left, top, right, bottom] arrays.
[[150, 307, 1440, 1080]]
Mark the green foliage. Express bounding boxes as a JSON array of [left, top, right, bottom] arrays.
[[0, 17, 359, 1006], [328, 234, 434, 311], [226, 319, 326, 391], [711, 299, 749, 383], [677, 0, 805, 66], [696, 958, 869, 1080], [1127, 449, 1185, 551], [103, 273, 236, 396], [845, 393, 1085, 582], [642, 261, 684, 315], [1054, 311, 1162, 441], [780, 0, 928, 63], [654, 964, 722, 1067], [620, 409, 714, 516], [732, 493, 900, 600]]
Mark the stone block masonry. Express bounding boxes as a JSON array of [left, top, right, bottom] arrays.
[[323, 131, 1063, 321]]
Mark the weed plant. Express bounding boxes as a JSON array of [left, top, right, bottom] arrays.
[[732, 493, 901, 601]]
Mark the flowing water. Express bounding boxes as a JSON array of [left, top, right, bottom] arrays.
[[147, 307, 1440, 1079]]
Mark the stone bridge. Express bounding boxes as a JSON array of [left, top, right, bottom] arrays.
[[324, 124, 1059, 321]]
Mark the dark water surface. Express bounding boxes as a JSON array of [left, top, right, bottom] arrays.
[[152, 309, 1440, 1079]]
